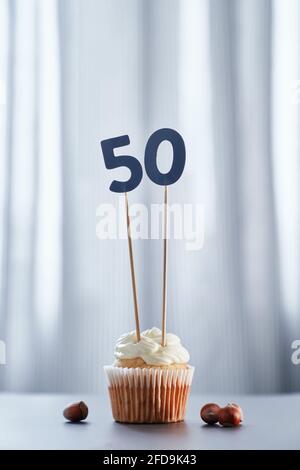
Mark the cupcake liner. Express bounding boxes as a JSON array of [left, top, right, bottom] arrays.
[[104, 365, 194, 423]]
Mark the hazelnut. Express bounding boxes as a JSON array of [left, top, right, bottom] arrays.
[[63, 401, 89, 422], [229, 403, 243, 422], [200, 403, 220, 425], [218, 404, 242, 427]]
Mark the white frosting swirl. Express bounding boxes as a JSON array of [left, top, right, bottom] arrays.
[[114, 327, 190, 365]]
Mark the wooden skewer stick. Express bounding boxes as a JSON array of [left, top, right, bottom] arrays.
[[161, 185, 168, 347], [125, 192, 141, 342]]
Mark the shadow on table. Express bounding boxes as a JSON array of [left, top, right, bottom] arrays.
[[96, 420, 245, 450], [116, 421, 189, 434], [200, 423, 244, 432], [99, 421, 190, 450], [63, 421, 90, 426]]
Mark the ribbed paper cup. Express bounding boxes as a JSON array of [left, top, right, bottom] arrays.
[[104, 365, 194, 423]]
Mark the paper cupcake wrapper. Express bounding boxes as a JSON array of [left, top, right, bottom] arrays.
[[104, 365, 194, 423]]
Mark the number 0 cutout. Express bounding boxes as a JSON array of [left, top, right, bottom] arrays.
[[144, 128, 186, 186]]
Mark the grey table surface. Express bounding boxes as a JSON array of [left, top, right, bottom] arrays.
[[0, 392, 299, 450]]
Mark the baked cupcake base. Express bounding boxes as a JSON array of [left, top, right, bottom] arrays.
[[104, 365, 194, 423]]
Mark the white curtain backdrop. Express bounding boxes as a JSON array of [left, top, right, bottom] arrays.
[[0, 0, 299, 394], [0, 0, 62, 391]]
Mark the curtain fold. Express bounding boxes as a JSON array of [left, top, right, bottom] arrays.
[[0, 0, 299, 393], [0, 0, 62, 391], [272, 0, 300, 391]]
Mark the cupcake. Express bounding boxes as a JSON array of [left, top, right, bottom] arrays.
[[104, 327, 194, 423]]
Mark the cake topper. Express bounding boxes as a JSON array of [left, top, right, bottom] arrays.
[[100, 128, 186, 345]]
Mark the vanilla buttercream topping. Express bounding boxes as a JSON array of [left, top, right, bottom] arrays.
[[114, 327, 190, 366]]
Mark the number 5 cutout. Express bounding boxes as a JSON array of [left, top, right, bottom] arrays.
[[100, 135, 143, 193]]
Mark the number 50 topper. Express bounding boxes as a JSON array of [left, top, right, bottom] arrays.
[[100, 128, 186, 192], [100, 128, 186, 348]]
